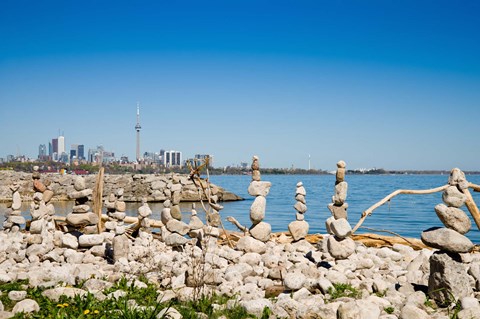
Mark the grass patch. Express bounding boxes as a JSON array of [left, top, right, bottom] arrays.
[[327, 283, 360, 301], [1, 279, 257, 319], [384, 306, 394, 314]]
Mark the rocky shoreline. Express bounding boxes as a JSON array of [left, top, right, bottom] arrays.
[[0, 171, 243, 203], [0, 230, 479, 318]]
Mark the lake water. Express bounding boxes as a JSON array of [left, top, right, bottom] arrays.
[[1, 174, 480, 243]]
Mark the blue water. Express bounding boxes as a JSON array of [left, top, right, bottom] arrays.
[[2, 174, 480, 244], [209, 174, 480, 243]]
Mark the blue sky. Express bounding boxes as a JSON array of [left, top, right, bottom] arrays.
[[1, 0, 479, 170]]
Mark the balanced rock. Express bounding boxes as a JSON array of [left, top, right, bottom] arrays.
[[328, 203, 348, 220], [74, 177, 86, 191], [66, 212, 99, 227], [236, 236, 267, 254], [327, 236, 355, 259], [330, 218, 352, 239], [250, 196, 266, 224], [68, 189, 93, 200], [434, 204, 471, 234], [247, 181, 271, 197], [333, 182, 348, 205], [442, 186, 467, 208], [12, 192, 22, 210], [166, 219, 190, 236], [288, 220, 309, 241], [170, 205, 182, 220], [249, 221, 271, 242], [294, 201, 307, 213], [421, 227, 474, 253]]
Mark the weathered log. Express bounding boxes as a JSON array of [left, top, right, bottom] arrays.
[[461, 187, 480, 230], [54, 214, 164, 228], [92, 167, 105, 234]]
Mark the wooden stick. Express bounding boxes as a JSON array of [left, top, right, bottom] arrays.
[[351, 184, 450, 234], [461, 187, 480, 231], [92, 167, 105, 234], [469, 182, 480, 193]]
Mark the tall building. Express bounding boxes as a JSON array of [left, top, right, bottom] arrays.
[[58, 135, 65, 154], [194, 154, 213, 167], [78, 145, 85, 160], [38, 144, 47, 159], [163, 150, 182, 167], [70, 144, 78, 159], [48, 142, 52, 157], [52, 138, 58, 154], [135, 103, 142, 162]]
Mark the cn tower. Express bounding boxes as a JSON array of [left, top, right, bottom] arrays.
[[135, 103, 141, 162]]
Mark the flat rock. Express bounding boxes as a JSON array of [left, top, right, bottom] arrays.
[[66, 212, 98, 227], [247, 181, 271, 197], [166, 219, 190, 235], [421, 227, 474, 253], [42, 287, 87, 302], [434, 204, 471, 234], [294, 201, 307, 213], [328, 203, 348, 220], [62, 233, 79, 249], [68, 189, 92, 200], [284, 272, 306, 291], [164, 233, 188, 246], [12, 299, 39, 314], [249, 221, 271, 242], [78, 234, 104, 247]]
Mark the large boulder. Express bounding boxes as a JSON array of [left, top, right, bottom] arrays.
[[327, 236, 355, 259], [421, 227, 474, 253]]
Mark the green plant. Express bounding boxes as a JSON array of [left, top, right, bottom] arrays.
[[384, 306, 394, 314], [327, 283, 360, 301]]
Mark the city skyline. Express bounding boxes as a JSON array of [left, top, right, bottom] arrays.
[[1, 1, 479, 171]]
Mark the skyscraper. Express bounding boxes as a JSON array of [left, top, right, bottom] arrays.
[[135, 103, 142, 162], [52, 138, 58, 154], [38, 144, 47, 159], [78, 145, 85, 160], [58, 135, 65, 155]]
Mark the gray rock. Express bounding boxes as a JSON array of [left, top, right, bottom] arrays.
[[165, 233, 188, 246], [288, 220, 309, 241], [250, 196, 266, 224], [29, 219, 45, 234], [449, 168, 467, 189], [333, 181, 348, 205], [114, 201, 126, 212], [161, 208, 172, 224], [294, 201, 307, 213], [399, 304, 430, 319], [328, 203, 348, 220], [330, 218, 352, 239], [66, 212, 98, 227], [295, 194, 306, 204], [12, 192, 21, 210], [8, 291, 27, 301], [42, 287, 87, 302], [112, 234, 130, 262], [457, 307, 480, 319], [72, 204, 90, 213], [157, 307, 182, 319], [296, 212, 304, 221], [434, 204, 471, 234], [43, 190, 54, 203], [247, 181, 271, 197], [236, 236, 267, 254], [421, 227, 474, 253], [68, 189, 93, 200], [327, 236, 355, 259], [338, 300, 380, 319], [78, 234, 104, 247], [428, 252, 473, 306], [170, 205, 182, 221], [284, 272, 306, 291], [442, 186, 467, 208], [188, 216, 203, 230], [138, 204, 152, 218], [460, 297, 479, 310], [325, 216, 335, 234], [249, 221, 271, 242], [74, 177, 86, 191], [12, 299, 39, 314], [62, 233, 79, 249], [8, 216, 25, 225], [240, 298, 272, 318], [166, 219, 190, 235]]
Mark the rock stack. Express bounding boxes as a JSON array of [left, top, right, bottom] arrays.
[[29, 167, 55, 236], [161, 191, 190, 247], [104, 189, 127, 235], [169, 174, 182, 221], [324, 161, 355, 259], [65, 176, 98, 233], [137, 197, 152, 233], [288, 182, 309, 241], [3, 183, 25, 232], [421, 168, 475, 305], [247, 156, 272, 242], [188, 203, 204, 239]]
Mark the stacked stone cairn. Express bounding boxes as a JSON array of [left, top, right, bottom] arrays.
[[188, 203, 204, 239], [247, 156, 272, 242], [137, 197, 152, 233], [104, 188, 127, 235], [29, 166, 56, 236], [3, 183, 25, 232], [288, 182, 309, 241], [421, 168, 475, 306], [161, 188, 190, 247], [324, 160, 355, 259], [65, 176, 98, 234]]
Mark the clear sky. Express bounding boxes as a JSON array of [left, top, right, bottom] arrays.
[[1, 0, 479, 171]]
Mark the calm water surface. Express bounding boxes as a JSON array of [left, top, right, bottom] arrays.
[[2, 174, 480, 243]]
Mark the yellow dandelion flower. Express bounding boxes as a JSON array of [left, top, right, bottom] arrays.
[[56, 304, 64, 308], [63, 303, 69, 307], [84, 309, 90, 315], [94, 310, 99, 314]]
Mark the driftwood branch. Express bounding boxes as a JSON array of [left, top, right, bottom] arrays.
[[351, 184, 450, 234], [54, 214, 164, 229], [469, 182, 480, 192], [92, 167, 105, 234], [461, 187, 480, 230], [358, 226, 421, 249], [226, 216, 248, 234]]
